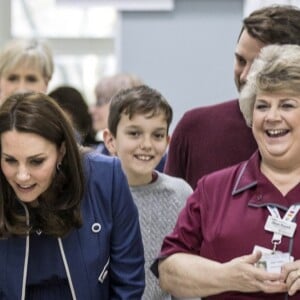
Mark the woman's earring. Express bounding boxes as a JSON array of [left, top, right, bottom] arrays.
[[56, 161, 62, 171]]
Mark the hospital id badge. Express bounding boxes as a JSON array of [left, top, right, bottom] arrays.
[[253, 245, 294, 273], [258, 252, 292, 273]]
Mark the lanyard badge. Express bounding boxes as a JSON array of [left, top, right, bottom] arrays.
[[265, 205, 300, 252], [253, 205, 299, 273]]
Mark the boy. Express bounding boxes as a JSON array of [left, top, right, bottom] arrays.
[[104, 85, 193, 299]]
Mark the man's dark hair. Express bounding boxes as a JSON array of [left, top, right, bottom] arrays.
[[239, 5, 300, 45]]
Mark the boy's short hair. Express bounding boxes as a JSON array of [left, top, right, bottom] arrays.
[[108, 85, 173, 136]]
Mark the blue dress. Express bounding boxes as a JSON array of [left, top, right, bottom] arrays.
[[26, 233, 72, 299]]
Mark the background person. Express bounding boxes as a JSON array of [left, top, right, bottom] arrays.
[[164, 5, 300, 189], [0, 92, 145, 299], [91, 72, 143, 144], [155, 44, 300, 299], [103, 85, 193, 299], [49, 85, 97, 147], [0, 38, 53, 104]]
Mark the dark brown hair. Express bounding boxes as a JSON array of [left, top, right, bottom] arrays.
[[0, 92, 84, 237], [108, 85, 173, 137], [49, 85, 97, 146], [239, 5, 300, 45]]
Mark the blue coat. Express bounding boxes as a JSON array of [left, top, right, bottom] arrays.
[[0, 153, 145, 299]]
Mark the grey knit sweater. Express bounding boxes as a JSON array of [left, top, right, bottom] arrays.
[[130, 172, 193, 300]]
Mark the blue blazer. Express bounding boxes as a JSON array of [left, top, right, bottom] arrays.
[[0, 153, 145, 299]]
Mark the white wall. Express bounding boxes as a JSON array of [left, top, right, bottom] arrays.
[[118, 0, 243, 132], [0, 1, 11, 45]]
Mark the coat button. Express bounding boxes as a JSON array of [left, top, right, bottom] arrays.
[[91, 223, 101, 233]]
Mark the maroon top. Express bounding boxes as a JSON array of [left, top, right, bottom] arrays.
[[159, 151, 300, 300], [164, 99, 257, 189]]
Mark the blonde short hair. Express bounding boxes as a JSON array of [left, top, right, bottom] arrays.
[[239, 44, 300, 126], [0, 38, 54, 82]]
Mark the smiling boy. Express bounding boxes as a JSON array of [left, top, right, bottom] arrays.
[[103, 85, 193, 299]]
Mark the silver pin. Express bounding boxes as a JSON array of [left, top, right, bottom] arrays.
[[91, 223, 101, 233]]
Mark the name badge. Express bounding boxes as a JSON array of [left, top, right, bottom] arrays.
[[264, 215, 296, 238], [253, 245, 294, 273], [258, 252, 292, 273]]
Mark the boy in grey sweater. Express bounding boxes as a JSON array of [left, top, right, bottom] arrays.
[[104, 85, 193, 300]]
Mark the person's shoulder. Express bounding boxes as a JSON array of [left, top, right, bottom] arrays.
[[83, 151, 121, 177], [176, 98, 238, 131], [159, 172, 189, 184], [185, 98, 238, 117], [158, 172, 193, 192], [85, 150, 114, 164], [83, 152, 128, 199]]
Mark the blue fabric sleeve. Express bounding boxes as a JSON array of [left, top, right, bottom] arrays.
[[109, 158, 145, 299]]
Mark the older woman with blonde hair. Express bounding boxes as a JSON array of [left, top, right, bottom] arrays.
[[155, 44, 300, 299], [0, 38, 53, 104]]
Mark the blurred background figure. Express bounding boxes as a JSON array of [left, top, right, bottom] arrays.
[[0, 38, 53, 104], [91, 73, 144, 144], [49, 85, 97, 147]]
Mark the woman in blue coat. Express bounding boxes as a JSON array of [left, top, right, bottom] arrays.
[[0, 92, 145, 299]]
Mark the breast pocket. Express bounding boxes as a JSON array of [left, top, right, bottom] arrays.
[[98, 257, 110, 283]]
